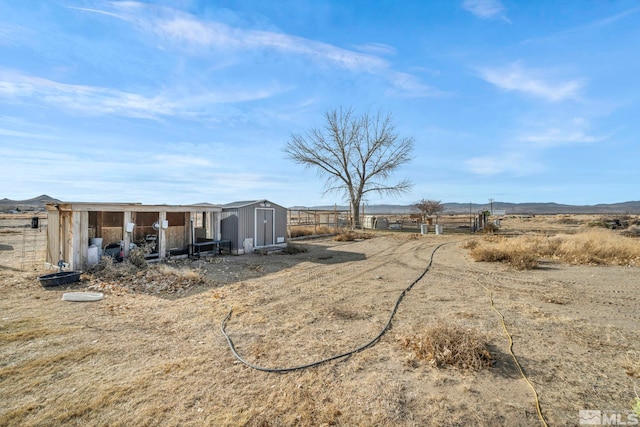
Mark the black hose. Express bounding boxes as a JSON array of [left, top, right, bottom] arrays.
[[220, 241, 451, 373]]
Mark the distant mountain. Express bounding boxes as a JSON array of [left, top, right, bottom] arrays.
[[3, 195, 638, 214], [0, 195, 61, 212], [295, 201, 640, 215]]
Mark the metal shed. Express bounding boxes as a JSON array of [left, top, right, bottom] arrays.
[[221, 200, 288, 254], [45, 202, 222, 270]]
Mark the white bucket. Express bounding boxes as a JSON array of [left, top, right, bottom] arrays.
[[87, 245, 99, 267], [420, 224, 428, 234], [90, 238, 103, 258], [435, 224, 443, 235]]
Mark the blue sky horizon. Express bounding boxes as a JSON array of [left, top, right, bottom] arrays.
[[1, 1, 638, 207]]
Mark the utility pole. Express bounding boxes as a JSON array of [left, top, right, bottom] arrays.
[[489, 198, 494, 216]]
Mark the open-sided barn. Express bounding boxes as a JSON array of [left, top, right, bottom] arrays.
[[45, 202, 222, 270]]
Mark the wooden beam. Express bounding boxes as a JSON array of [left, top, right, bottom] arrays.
[[158, 211, 167, 260]]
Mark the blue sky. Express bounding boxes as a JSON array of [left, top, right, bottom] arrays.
[[1, 0, 638, 207]]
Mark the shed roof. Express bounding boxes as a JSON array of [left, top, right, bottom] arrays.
[[222, 200, 275, 209], [46, 202, 222, 213]]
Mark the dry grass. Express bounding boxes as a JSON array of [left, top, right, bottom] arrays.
[[280, 243, 308, 254], [468, 229, 640, 269], [87, 259, 208, 295], [624, 350, 640, 378], [401, 320, 493, 370], [333, 231, 375, 241], [289, 225, 334, 238], [126, 245, 149, 269], [2, 225, 639, 426], [468, 235, 540, 270]]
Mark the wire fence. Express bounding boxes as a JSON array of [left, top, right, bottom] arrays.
[[287, 209, 492, 236]]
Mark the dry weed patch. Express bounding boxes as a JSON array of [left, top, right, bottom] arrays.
[[0, 319, 74, 343], [468, 229, 640, 269], [87, 258, 208, 296], [401, 320, 492, 370], [624, 351, 640, 378], [280, 243, 308, 254], [289, 225, 334, 237], [333, 231, 375, 241], [468, 235, 540, 270]]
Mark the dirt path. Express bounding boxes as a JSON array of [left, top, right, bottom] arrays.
[[1, 231, 639, 426]]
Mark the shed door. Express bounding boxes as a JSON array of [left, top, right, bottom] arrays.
[[255, 208, 274, 247]]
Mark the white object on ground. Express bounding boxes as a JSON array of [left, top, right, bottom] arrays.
[[62, 292, 104, 302]]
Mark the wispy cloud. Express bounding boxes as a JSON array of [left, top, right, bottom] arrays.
[[385, 72, 446, 98], [519, 117, 614, 147], [477, 62, 583, 102], [0, 70, 287, 119], [522, 6, 640, 44], [0, 70, 178, 118], [466, 116, 613, 176], [466, 151, 543, 176], [0, 127, 59, 139], [462, 0, 510, 22], [81, 2, 387, 72], [75, 1, 438, 98], [351, 42, 397, 56], [153, 154, 215, 168], [0, 23, 35, 46]]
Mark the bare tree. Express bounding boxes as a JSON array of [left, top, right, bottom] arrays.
[[285, 107, 414, 227], [414, 199, 444, 223]]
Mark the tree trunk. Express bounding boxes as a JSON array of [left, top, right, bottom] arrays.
[[351, 197, 361, 228]]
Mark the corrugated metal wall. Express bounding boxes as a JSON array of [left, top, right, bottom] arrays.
[[220, 209, 239, 250], [221, 200, 288, 252], [272, 204, 288, 243]]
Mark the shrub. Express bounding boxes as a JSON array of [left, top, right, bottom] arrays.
[[482, 222, 499, 234], [281, 243, 308, 254], [127, 246, 149, 270], [622, 225, 640, 238], [402, 320, 492, 370], [334, 231, 355, 242], [461, 240, 479, 250], [333, 231, 375, 242]]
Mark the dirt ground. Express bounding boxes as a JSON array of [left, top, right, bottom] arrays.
[[1, 214, 639, 426]]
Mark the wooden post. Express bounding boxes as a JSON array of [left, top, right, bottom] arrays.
[[123, 211, 132, 258], [158, 211, 167, 259]]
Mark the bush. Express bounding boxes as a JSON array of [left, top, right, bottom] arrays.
[[482, 222, 499, 234], [461, 240, 479, 250], [402, 320, 492, 370], [334, 231, 355, 242], [333, 231, 375, 242], [127, 246, 149, 270], [281, 244, 308, 254]]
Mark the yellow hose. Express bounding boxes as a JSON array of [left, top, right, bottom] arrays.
[[466, 248, 549, 427]]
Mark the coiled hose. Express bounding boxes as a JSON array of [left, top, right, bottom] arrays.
[[220, 241, 451, 373]]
